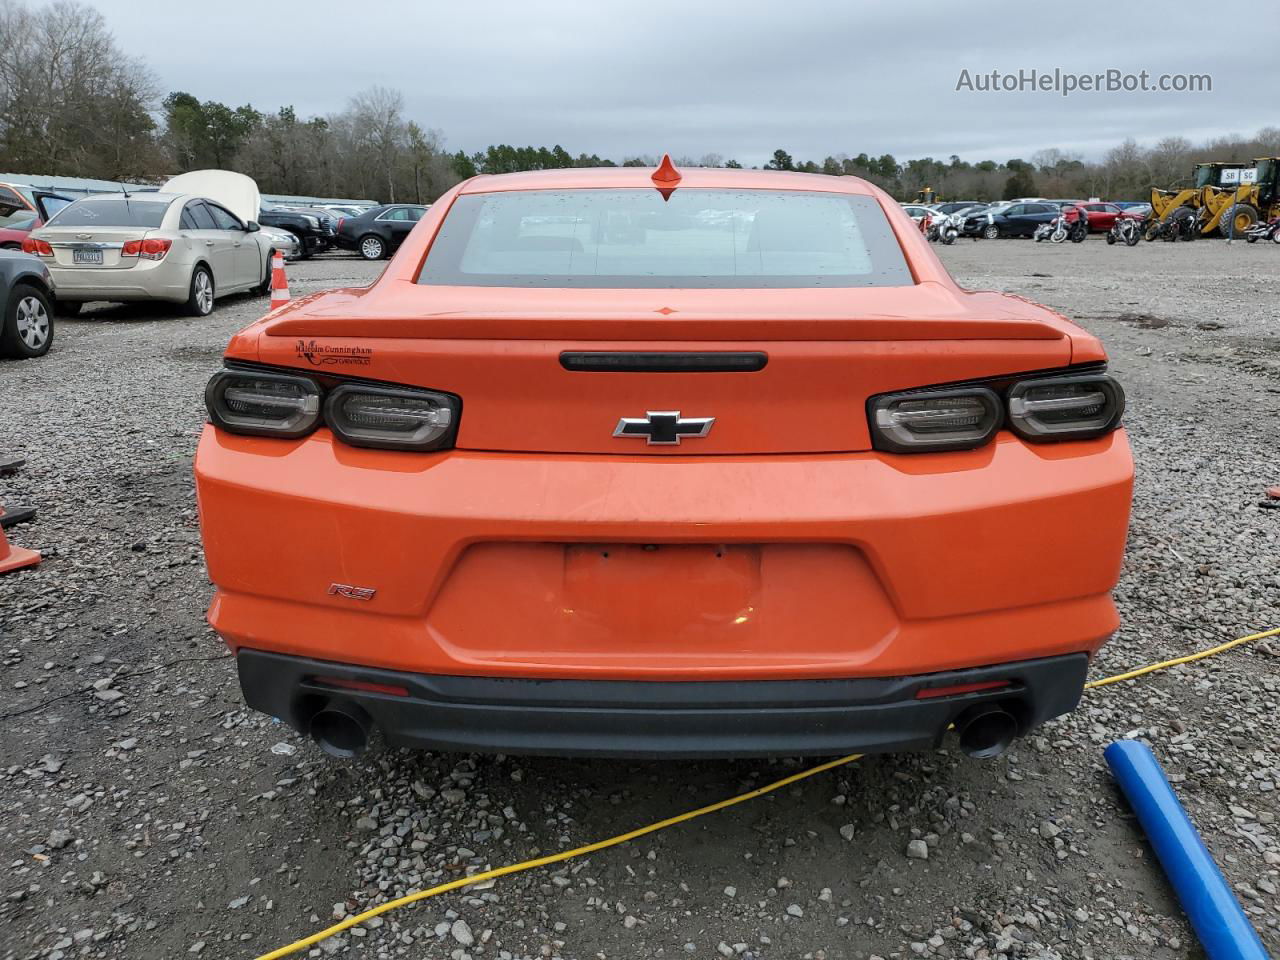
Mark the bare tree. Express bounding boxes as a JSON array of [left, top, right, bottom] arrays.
[[349, 86, 406, 202], [0, 0, 158, 177]]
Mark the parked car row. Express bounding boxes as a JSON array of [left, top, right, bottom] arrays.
[[903, 198, 1154, 240], [252, 201, 433, 260], [334, 204, 428, 259], [0, 172, 444, 357]]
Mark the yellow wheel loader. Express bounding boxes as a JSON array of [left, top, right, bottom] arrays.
[[1151, 159, 1280, 236], [1201, 157, 1280, 237], [1149, 162, 1244, 235]]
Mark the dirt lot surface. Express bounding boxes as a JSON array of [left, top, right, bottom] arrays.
[[2, 238, 1278, 960]]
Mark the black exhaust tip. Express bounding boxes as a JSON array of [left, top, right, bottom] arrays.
[[955, 704, 1019, 759], [308, 701, 372, 758]]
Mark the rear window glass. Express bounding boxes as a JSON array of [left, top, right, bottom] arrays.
[[418, 189, 914, 288], [48, 197, 171, 228]]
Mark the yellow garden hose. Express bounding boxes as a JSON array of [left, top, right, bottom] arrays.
[[256, 625, 1280, 960]]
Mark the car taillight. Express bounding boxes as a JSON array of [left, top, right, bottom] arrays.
[[21, 236, 52, 256], [324, 384, 457, 451], [122, 237, 171, 260], [336, 217, 345, 232], [869, 387, 1002, 453], [869, 371, 1125, 453], [205, 366, 461, 450], [1007, 374, 1124, 442], [205, 369, 322, 438]]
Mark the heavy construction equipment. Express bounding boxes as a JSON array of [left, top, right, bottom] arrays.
[[1149, 162, 1240, 235], [1202, 157, 1280, 237], [1150, 159, 1280, 236]]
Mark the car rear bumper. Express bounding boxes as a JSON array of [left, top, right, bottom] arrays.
[[238, 648, 1089, 758], [47, 260, 190, 302], [195, 427, 1133, 686]]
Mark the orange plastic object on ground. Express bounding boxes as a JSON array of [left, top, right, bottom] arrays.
[[0, 506, 39, 574]]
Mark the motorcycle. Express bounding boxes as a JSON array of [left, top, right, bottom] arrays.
[[1068, 210, 1089, 243], [925, 212, 960, 244], [1169, 208, 1201, 241], [1034, 206, 1088, 244], [1106, 216, 1142, 246], [1244, 216, 1280, 244], [1147, 206, 1199, 242], [1145, 217, 1178, 242], [1033, 216, 1063, 243], [935, 213, 960, 245]]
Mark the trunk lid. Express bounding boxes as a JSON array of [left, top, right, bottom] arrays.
[[37, 226, 152, 270], [256, 282, 1072, 456]]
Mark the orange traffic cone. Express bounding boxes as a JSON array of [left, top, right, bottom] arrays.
[[269, 250, 291, 310], [0, 504, 39, 574]]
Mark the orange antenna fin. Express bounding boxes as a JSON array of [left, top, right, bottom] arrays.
[[652, 153, 682, 184]]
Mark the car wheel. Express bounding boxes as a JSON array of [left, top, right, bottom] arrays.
[[982, 224, 1000, 240], [186, 265, 215, 317], [289, 231, 311, 260], [255, 251, 274, 296], [1, 283, 54, 359], [359, 235, 387, 260]]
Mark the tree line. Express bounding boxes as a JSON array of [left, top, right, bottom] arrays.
[[2, 0, 1279, 204]]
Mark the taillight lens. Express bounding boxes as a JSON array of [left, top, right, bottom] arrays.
[[21, 236, 52, 256], [121, 238, 171, 260], [205, 369, 322, 438], [325, 384, 457, 451], [870, 387, 1001, 453], [1007, 374, 1124, 441]]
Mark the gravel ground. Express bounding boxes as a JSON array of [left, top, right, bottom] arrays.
[[1, 239, 1278, 960]]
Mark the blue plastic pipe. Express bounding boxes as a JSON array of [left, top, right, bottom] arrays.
[[1105, 740, 1271, 960]]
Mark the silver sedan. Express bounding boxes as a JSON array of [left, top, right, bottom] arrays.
[[27, 193, 276, 316]]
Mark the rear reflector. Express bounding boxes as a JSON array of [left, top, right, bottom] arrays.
[[915, 679, 1011, 700], [309, 676, 410, 697], [560, 352, 767, 373]]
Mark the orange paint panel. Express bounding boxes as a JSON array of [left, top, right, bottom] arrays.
[[254, 335, 1071, 456], [194, 427, 1132, 680]]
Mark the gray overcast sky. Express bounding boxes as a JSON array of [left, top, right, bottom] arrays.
[[95, 0, 1277, 167]]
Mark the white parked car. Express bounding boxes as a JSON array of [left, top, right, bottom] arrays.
[[900, 204, 934, 222], [26, 170, 277, 317]]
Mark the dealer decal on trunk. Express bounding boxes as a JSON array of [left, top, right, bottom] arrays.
[[295, 339, 373, 366]]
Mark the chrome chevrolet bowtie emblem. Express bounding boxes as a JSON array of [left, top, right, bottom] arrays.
[[613, 410, 715, 445]]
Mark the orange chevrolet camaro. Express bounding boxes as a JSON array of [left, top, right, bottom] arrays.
[[194, 158, 1132, 760]]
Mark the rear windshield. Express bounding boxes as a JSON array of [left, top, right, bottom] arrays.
[[418, 189, 914, 288], [48, 197, 171, 228]]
